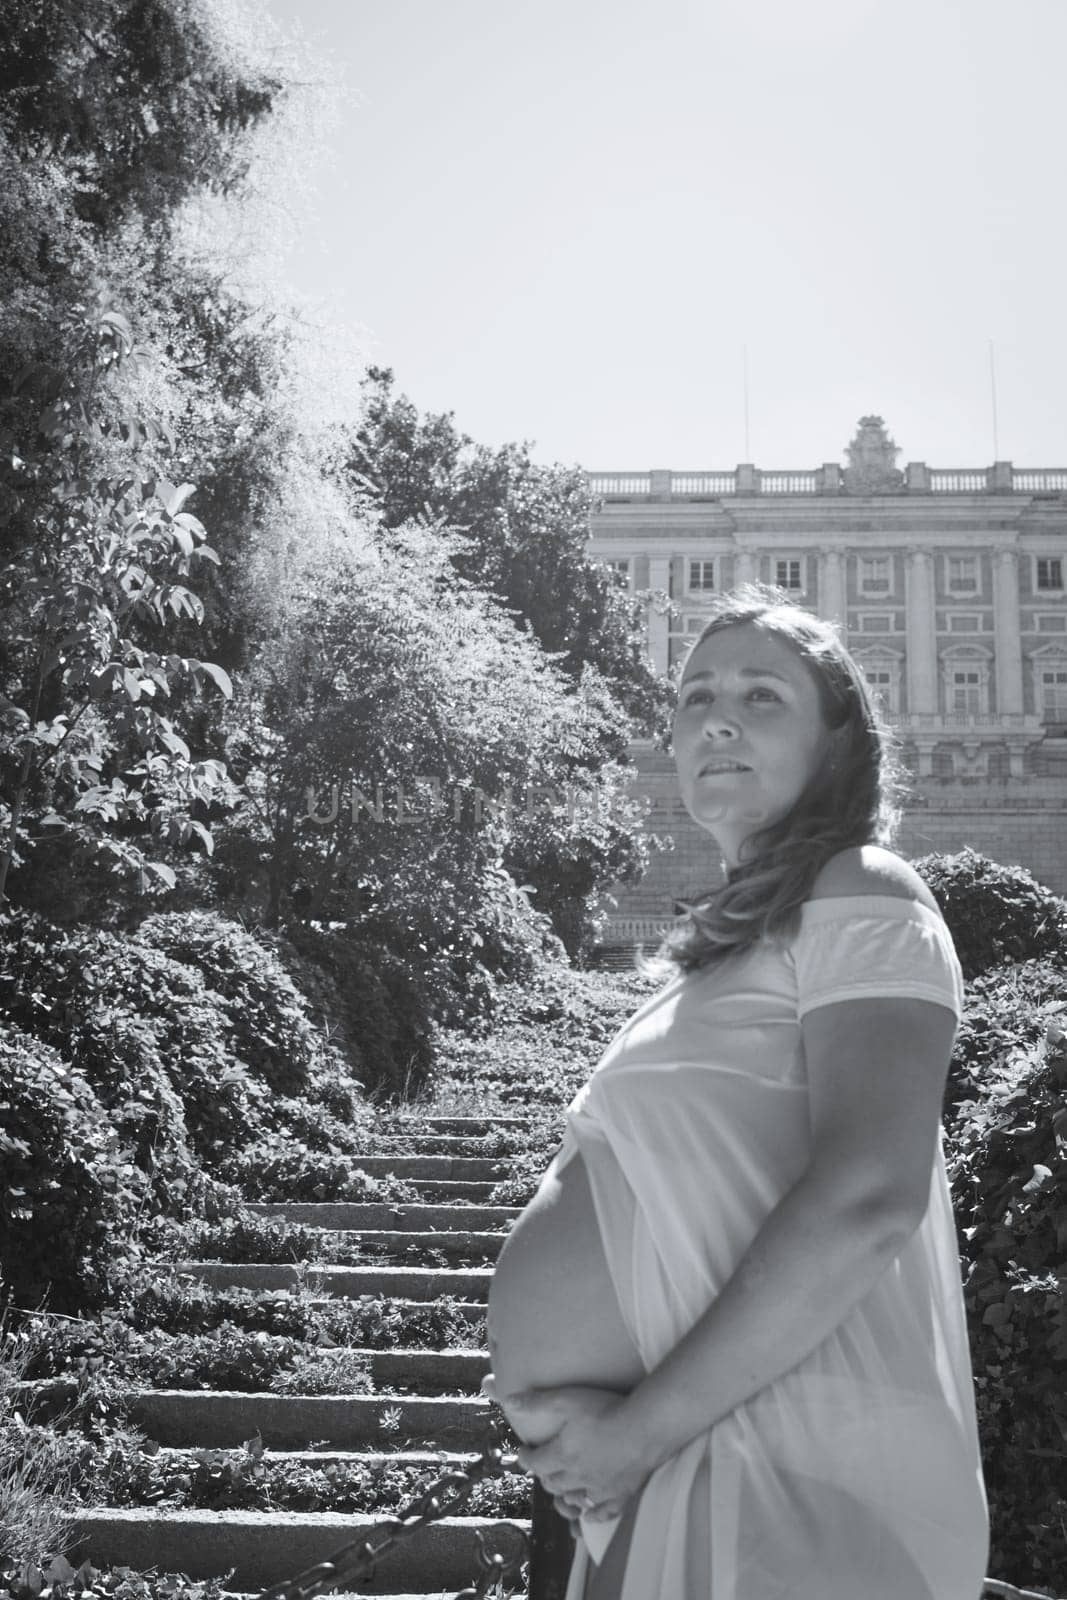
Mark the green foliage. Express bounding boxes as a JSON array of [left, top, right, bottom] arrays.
[[117, 1276, 486, 1349], [69, 1435, 529, 1518], [0, 0, 281, 235], [913, 847, 1067, 979], [213, 1139, 420, 1204], [273, 922, 434, 1100], [0, 306, 237, 913], [134, 909, 319, 1096], [13, 1320, 374, 1396], [943, 961, 1067, 1585], [0, 1560, 230, 1600], [0, 1027, 145, 1316], [349, 368, 670, 737]]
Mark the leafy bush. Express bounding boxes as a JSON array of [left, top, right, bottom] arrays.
[[134, 910, 322, 1096], [913, 848, 1067, 979], [943, 960, 1067, 1586], [0, 908, 262, 1170], [273, 922, 434, 1100], [0, 1028, 144, 1317]]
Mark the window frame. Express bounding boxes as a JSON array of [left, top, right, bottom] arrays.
[[940, 645, 992, 718], [944, 552, 981, 597], [771, 554, 807, 594], [687, 558, 717, 594], [1032, 645, 1067, 729], [857, 553, 894, 597], [1034, 555, 1065, 595]]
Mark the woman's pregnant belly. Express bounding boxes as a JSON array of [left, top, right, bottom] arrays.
[[487, 1143, 646, 1443]]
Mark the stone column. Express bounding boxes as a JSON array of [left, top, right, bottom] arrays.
[[992, 547, 1024, 715], [817, 546, 847, 629], [904, 548, 939, 715], [647, 555, 672, 675]]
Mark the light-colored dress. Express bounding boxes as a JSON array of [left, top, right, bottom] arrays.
[[552, 894, 989, 1600]]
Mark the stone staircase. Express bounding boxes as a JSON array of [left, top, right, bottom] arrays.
[[67, 1114, 542, 1599]]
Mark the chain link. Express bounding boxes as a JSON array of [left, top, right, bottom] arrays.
[[252, 1419, 528, 1600]]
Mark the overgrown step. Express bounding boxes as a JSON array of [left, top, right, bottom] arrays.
[[408, 1179, 499, 1201], [69, 1509, 532, 1593], [168, 1262, 494, 1301], [103, 1390, 497, 1449], [337, 1155, 507, 1181], [390, 1115, 533, 1134], [244, 1201, 520, 1231], [86, 1110, 542, 1597]]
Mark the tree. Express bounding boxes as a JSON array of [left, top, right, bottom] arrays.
[[347, 368, 672, 740]]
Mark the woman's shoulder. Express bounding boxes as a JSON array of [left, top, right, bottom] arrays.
[[807, 845, 941, 916]]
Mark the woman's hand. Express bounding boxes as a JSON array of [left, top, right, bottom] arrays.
[[502, 1382, 654, 1521]]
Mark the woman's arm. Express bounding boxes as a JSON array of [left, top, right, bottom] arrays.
[[514, 987, 958, 1510]]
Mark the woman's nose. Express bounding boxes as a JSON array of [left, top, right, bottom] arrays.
[[703, 706, 741, 738]]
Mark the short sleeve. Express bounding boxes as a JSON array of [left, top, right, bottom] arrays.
[[792, 896, 965, 1022]]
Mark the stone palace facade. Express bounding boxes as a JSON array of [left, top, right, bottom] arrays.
[[587, 418, 1067, 943]]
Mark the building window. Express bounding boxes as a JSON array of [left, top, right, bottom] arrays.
[[858, 613, 893, 633], [604, 558, 631, 589], [1036, 557, 1064, 591], [946, 555, 979, 594], [854, 650, 902, 713], [1036, 613, 1067, 632], [688, 559, 716, 592], [858, 556, 892, 595], [773, 557, 804, 591], [1038, 665, 1067, 725], [941, 648, 991, 717], [947, 613, 982, 633], [684, 614, 708, 635], [951, 670, 982, 714]]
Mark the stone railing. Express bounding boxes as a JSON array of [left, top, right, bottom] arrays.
[[885, 712, 1043, 732], [587, 464, 1067, 500]]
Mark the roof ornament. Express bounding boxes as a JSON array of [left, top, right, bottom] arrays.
[[843, 415, 904, 493]]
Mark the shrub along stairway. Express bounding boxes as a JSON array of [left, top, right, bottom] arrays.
[[69, 1115, 544, 1600]]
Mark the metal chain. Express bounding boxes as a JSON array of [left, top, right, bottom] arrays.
[[253, 1419, 528, 1600]]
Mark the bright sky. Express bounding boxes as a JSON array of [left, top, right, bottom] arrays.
[[253, 0, 1067, 473]]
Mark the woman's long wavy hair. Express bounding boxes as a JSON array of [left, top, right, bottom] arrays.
[[659, 584, 912, 973]]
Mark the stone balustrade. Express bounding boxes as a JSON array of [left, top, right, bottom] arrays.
[[586, 465, 1067, 500]]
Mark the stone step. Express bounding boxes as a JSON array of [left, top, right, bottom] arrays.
[[168, 1262, 493, 1302], [359, 1346, 493, 1391], [236, 1221, 508, 1260], [112, 1389, 496, 1449], [337, 1155, 507, 1181], [245, 1201, 521, 1231], [409, 1179, 499, 1201], [392, 1114, 533, 1133], [69, 1509, 532, 1593], [370, 1134, 509, 1156]]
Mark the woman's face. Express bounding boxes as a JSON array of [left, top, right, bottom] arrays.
[[672, 621, 834, 867]]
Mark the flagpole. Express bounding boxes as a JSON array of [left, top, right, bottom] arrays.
[[743, 344, 750, 460]]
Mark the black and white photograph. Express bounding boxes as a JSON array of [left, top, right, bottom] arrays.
[[1, 3, 1065, 1598]]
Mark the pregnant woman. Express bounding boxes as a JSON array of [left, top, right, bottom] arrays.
[[484, 584, 989, 1600]]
